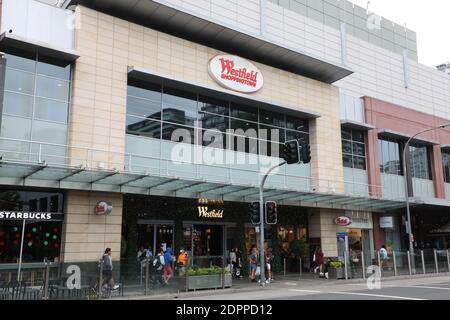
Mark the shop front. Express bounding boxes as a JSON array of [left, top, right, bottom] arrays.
[[121, 194, 309, 275]]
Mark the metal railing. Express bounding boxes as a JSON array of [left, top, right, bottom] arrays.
[[0, 137, 397, 201]]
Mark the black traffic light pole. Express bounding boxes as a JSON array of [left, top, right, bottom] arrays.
[[258, 161, 286, 285]]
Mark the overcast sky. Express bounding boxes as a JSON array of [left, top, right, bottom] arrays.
[[350, 0, 450, 68]]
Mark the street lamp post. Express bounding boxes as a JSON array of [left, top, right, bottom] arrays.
[[402, 123, 450, 263]]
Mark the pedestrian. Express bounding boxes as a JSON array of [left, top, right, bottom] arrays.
[[379, 245, 388, 269], [249, 246, 258, 282], [234, 248, 243, 279], [101, 248, 119, 290], [265, 248, 273, 283], [177, 249, 188, 277], [314, 247, 324, 276], [152, 248, 165, 286], [163, 247, 174, 284]]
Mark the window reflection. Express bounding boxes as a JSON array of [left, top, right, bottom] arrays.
[[342, 127, 366, 170]]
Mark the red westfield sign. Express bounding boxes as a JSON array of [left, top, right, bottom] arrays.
[[208, 55, 264, 93], [334, 216, 352, 226]]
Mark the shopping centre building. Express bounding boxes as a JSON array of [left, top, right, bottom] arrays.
[[0, 0, 449, 272]]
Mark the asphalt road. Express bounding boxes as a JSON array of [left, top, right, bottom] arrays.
[[179, 276, 450, 300]]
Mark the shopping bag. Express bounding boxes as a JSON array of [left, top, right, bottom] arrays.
[[255, 266, 261, 276]]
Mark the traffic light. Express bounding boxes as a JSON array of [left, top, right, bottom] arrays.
[[282, 140, 300, 164], [299, 139, 311, 164], [265, 201, 277, 225], [249, 202, 260, 224]]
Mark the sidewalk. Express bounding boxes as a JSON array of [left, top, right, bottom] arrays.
[[113, 271, 450, 300]]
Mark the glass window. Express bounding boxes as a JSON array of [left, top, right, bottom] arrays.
[[409, 144, 431, 180], [35, 98, 69, 123], [286, 117, 309, 132], [230, 103, 258, 122], [378, 138, 402, 175], [5, 69, 35, 95], [260, 109, 285, 127], [286, 130, 309, 143], [0, 115, 32, 140], [126, 116, 161, 139], [37, 60, 71, 81], [36, 76, 70, 101], [127, 95, 162, 120], [5, 54, 36, 73], [32, 120, 67, 145], [162, 123, 194, 144], [342, 127, 366, 170], [3, 92, 33, 117], [259, 124, 285, 143], [443, 151, 450, 183], [202, 130, 225, 149], [198, 95, 229, 116], [230, 118, 258, 138], [162, 87, 197, 126], [199, 112, 229, 132]]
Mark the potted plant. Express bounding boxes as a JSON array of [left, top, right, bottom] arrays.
[[289, 237, 309, 271], [327, 260, 345, 279], [187, 266, 232, 290]]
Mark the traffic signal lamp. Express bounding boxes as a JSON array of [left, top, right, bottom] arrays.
[[282, 140, 300, 164], [249, 202, 260, 224], [265, 201, 277, 225], [299, 140, 312, 164]]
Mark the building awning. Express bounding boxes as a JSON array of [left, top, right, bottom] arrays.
[[69, 0, 353, 84], [128, 66, 321, 119], [341, 120, 376, 131], [378, 129, 439, 145], [0, 159, 409, 212], [0, 33, 79, 66]]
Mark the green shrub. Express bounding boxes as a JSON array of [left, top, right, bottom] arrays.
[[330, 261, 345, 269], [187, 266, 231, 276]]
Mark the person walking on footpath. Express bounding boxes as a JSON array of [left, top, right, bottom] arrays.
[[314, 247, 324, 276], [379, 245, 388, 270], [249, 246, 258, 283], [163, 247, 174, 285], [101, 248, 119, 290]]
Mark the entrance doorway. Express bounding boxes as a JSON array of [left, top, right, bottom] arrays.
[[137, 222, 174, 255]]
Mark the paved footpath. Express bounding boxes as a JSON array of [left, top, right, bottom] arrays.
[[114, 273, 450, 300]]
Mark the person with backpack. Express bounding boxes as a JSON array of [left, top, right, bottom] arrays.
[[101, 248, 119, 290], [163, 247, 174, 285], [152, 248, 165, 287]]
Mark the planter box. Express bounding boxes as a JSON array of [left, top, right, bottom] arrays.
[[328, 268, 345, 279], [187, 274, 232, 290]]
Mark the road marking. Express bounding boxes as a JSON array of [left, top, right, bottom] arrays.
[[289, 289, 323, 294], [405, 285, 450, 291], [328, 291, 426, 300]]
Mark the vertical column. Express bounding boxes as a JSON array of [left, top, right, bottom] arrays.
[[340, 23, 348, 66], [260, 0, 267, 37], [431, 144, 445, 199], [364, 97, 382, 197], [403, 49, 410, 89]]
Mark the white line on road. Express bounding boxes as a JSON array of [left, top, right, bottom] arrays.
[[289, 289, 323, 294], [328, 291, 427, 300], [404, 286, 450, 291]]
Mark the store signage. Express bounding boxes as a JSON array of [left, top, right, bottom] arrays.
[[334, 216, 352, 226], [95, 201, 113, 216], [208, 54, 264, 93], [197, 198, 224, 219], [379, 216, 394, 229], [0, 211, 63, 221]]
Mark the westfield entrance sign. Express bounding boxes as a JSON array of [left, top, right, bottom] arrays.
[[208, 54, 264, 93]]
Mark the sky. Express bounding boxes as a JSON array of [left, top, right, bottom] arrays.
[[350, 0, 450, 68]]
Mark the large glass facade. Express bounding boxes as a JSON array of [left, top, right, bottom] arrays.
[[0, 53, 71, 164], [341, 127, 366, 170], [409, 143, 431, 180], [126, 79, 309, 158], [0, 189, 64, 264]]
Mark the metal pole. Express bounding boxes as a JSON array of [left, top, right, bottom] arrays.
[[98, 259, 103, 300], [145, 259, 149, 295], [361, 253, 366, 279], [283, 258, 286, 278], [259, 161, 286, 286], [299, 257, 302, 279], [43, 262, 50, 300], [421, 250, 426, 275], [434, 249, 439, 274], [344, 251, 348, 280], [17, 219, 26, 283], [447, 249, 450, 273], [393, 251, 397, 277], [407, 251, 412, 276], [377, 250, 382, 276]]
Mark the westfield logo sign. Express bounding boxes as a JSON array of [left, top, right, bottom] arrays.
[[208, 54, 264, 93]]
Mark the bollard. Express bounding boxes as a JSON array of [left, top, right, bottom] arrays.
[[344, 251, 348, 280], [377, 250, 382, 276], [43, 262, 50, 300], [447, 250, 450, 273], [145, 259, 149, 295], [393, 251, 397, 277], [407, 251, 412, 276], [98, 259, 103, 300], [299, 258, 302, 279], [283, 258, 286, 278], [361, 253, 366, 279], [434, 250, 439, 274], [421, 250, 426, 275]]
